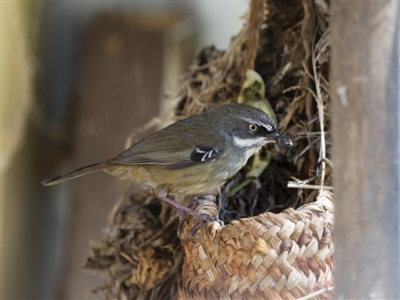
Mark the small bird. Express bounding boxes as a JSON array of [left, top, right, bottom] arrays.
[[42, 103, 292, 223]]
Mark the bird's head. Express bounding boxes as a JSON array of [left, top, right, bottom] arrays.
[[212, 103, 292, 150]]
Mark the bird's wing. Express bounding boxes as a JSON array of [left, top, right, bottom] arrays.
[[107, 126, 225, 168]]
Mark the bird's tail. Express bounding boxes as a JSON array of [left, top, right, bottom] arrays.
[[41, 162, 111, 186]]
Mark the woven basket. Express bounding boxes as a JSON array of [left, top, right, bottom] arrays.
[[179, 191, 334, 299]]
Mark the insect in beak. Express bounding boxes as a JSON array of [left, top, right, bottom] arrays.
[[266, 132, 293, 148]]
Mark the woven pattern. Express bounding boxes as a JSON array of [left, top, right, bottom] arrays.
[[180, 192, 334, 299]]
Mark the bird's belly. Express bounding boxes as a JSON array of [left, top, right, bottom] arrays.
[[106, 152, 250, 195], [156, 164, 230, 195], [164, 157, 249, 194], [128, 163, 238, 195]]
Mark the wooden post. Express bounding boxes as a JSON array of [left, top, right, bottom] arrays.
[[331, 2, 400, 299]]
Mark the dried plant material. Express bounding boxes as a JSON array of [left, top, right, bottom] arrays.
[[85, 190, 182, 299], [130, 247, 173, 290], [297, 286, 335, 300], [86, 0, 333, 299], [180, 191, 334, 299], [175, 0, 266, 117]]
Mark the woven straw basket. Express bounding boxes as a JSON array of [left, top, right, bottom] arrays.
[[179, 192, 334, 299]]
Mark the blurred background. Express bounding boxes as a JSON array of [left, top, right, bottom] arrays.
[[1, 1, 248, 299]]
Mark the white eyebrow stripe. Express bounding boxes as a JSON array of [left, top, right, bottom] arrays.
[[233, 136, 266, 148], [264, 123, 274, 132], [242, 117, 263, 125], [241, 117, 275, 132]]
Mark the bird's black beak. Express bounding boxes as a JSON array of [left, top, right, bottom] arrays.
[[266, 132, 293, 148]]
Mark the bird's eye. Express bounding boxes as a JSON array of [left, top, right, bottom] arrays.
[[248, 124, 258, 132]]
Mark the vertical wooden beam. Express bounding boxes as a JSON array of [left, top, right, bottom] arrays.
[[331, 2, 400, 299]]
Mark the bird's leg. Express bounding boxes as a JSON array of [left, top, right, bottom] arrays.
[[148, 188, 219, 236], [153, 192, 216, 237], [157, 194, 216, 223]]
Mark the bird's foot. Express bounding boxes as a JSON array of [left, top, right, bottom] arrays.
[[148, 187, 222, 238], [185, 195, 224, 238], [156, 194, 218, 237]]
